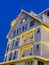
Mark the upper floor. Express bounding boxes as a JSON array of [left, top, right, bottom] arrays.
[[7, 8, 49, 40], [4, 8, 49, 62]]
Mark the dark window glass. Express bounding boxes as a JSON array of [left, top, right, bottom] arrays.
[[38, 61, 44, 65], [31, 61, 33, 65], [25, 62, 33, 65], [17, 29, 18, 34], [9, 53, 12, 61], [28, 62, 30, 65], [30, 48, 32, 55], [37, 28, 40, 33], [21, 20, 22, 23], [7, 44, 9, 52], [30, 20, 34, 27], [22, 26, 24, 31], [47, 12, 49, 16], [10, 64, 13, 65], [15, 41, 18, 46], [13, 51, 16, 60], [36, 44, 39, 50]]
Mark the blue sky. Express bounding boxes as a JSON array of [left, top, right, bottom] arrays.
[[0, 0, 49, 62]]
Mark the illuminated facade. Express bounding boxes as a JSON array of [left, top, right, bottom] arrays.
[[1, 8, 49, 65]]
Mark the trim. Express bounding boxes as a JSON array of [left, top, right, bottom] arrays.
[[41, 25, 49, 31]]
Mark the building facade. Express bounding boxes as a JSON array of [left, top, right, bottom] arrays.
[[1, 8, 49, 65]]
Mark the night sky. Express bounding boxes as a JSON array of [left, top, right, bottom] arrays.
[[0, 0, 49, 62]]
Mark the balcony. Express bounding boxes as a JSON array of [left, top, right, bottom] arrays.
[[20, 38, 34, 46], [19, 44, 33, 59], [20, 29, 34, 46]]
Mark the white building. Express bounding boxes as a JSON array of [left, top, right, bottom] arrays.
[[0, 8, 49, 65]]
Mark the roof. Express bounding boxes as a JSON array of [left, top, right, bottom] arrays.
[[39, 8, 49, 15], [7, 9, 49, 38]]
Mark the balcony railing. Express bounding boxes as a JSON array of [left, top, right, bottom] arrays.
[[20, 38, 34, 46]]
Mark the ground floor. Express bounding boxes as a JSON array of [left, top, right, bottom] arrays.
[[0, 56, 49, 65]]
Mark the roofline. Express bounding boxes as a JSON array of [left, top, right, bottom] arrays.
[[21, 9, 49, 28], [7, 9, 49, 38], [39, 8, 49, 15]]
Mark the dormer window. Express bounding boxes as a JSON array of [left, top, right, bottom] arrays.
[[21, 17, 27, 23], [22, 18, 26, 22], [30, 20, 35, 27]]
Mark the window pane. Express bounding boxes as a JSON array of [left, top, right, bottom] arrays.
[[36, 44, 39, 50], [31, 61, 33, 65], [13, 51, 16, 60], [38, 61, 44, 65], [37, 28, 40, 33], [22, 26, 24, 31], [30, 21, 34, 27], [9, 53, 12, 61], [47, 12, 49, 16]]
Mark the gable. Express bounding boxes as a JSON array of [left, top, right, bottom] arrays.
[[7, 10, 49, 39]]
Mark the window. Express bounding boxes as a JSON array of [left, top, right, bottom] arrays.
[[22, 30, 34, 45], [7, 44, 9, 52], [31, 61, 33, 65], [30, 48, 32, 55], [22, 17, 27, 23], [13, 51, 16, 60], [28, 62, 30, 65], [9, 53, 12, 61], [25, 62, 33, 65], [47, 12, 49, 16], [13, 30, 16, 37], [22, 18, 26, 22], [10, 64, 13, 65], [22, 50, 25, 57], [21, 20, 22, 23], [31, 35, 33, 39], [25, 24, 27, 30], [36, 44, 39, 50], [15, 41, 18, 46], [38, 61, 44, 65], [22, 26, 25, 31], [19, 28, 21, 33], [17, 29, 18, 34], [30, 20, 34, 27], [12, 40, 15, 46], [37, 28, 40, 33]]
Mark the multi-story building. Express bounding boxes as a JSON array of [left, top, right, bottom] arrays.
[[1, 8, 49, 65]]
